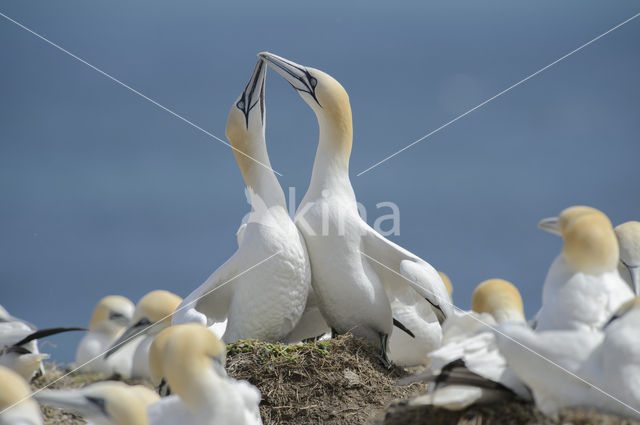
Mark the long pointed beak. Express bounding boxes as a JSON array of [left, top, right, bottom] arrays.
[[104, 321, 152, 358], [538, 217, 561, 236], [258, 52, 319, 103], [237, 59, 267, 127]]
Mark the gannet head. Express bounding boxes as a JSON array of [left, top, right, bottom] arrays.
[[259, 52, 353, 160], [148, 325, 181, 392], [34, 381, 159, 425], [615, 221, 640, 294], [437, 271, 453, 297], [540, 206, 618, 274], [472, 278, 525, 324], [0, 366, 42, 424], [162, 324, 227, 410], [88, 295, 134, 334], [105, 290, 182, 358]]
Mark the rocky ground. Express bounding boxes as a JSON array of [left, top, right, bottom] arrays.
[[30, 334, 640, 425]]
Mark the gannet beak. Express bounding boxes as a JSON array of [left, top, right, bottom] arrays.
[[104, 320, 152, 358], [258, 52, 320, 104], [237, 59, 267, 128], [538, 217, 561, 236]]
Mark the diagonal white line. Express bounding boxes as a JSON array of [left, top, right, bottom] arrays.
[[357, 11, 640, 177], [0, 250, 282, 415], [359, 250, 640, 416], [0, 10, 282, 177]]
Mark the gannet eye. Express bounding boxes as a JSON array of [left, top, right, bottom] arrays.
[[236, 100, 245, 110], [309, 77, 317, 88]]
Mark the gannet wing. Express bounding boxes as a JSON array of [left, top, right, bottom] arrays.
[[173, 254, 240, 326], [361, 224, 452, 323]]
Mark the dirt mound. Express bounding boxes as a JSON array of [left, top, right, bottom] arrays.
[[225, 334, 425, 425]]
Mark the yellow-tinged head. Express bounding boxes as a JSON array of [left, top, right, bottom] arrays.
[[0, 365, 37, 412], [88, 295, 134, 332], [259, 52, 353, 163], [162, 324, 226, 409], [105, 290, 182, 359], [540, 206, 618, 274], [132, 290, 183, 330], [437, 271, 453, 297], [472, 279, 525, 324]]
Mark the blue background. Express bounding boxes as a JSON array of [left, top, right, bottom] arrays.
[[1, 1, 639, 363]]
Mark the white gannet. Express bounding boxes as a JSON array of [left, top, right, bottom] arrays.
[[75, 295, 135, 375], [147, 323, 262, 425], [495, 297, 640, 420], [0, 308, 85, 380], [172, 59, 311, 345], [615, 221, 640, 295], [105, 290, 182, 379], [35, 381, 159, 425], [403, 279, 530, 410], [0, 365, 43, 425], [259, 52, 451, 366], [535, 206, 633, 331]]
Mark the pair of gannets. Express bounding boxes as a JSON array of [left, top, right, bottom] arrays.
[[252, 52, 451, 366], [75, 295, 135, 375], [0, 305, 84, 380], [403, 279, 530, 410], [104, 290, 182, 379], [534, 206, 634, 331], [172, 60, 312, 344], [496, 296, 640, 420]]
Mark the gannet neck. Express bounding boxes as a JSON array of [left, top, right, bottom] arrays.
[[232, 132, 286, 209]]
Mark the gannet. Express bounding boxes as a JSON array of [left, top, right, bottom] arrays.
[[172, 59, 311, 344], [147, 323, 262, 425], [75, 295, 135, 375], [259, 52, 451, 366], [615, 221, 640, 295], [0, 365, 43, 425], [105, 290, 182, 379], [402, 279, 529, 410], [35, 381, 159, 425], [495, 297, 640, 420], [0, 309, 84, 380], [535, 206, 633, 331]]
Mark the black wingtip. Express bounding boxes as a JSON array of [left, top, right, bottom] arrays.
[[393, 318, 415, 338]]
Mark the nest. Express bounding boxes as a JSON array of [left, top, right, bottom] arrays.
[[225, 334, 425, 425]]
